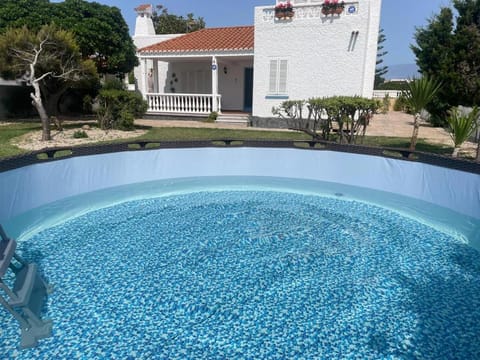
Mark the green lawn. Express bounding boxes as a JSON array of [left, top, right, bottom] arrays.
[[134, 126, 311, 142], [0, 122, 41, 158], [362, 136, 454, 156], [0, 121, 456, 160]]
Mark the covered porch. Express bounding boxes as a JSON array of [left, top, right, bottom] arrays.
[[136, 26, 255, 116], [138, 55, 253, 115]]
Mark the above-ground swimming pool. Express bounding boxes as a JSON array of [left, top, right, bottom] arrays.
[[0, 146, 479, 359]]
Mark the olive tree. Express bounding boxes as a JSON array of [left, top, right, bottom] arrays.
[[0, 25, 94, 140]]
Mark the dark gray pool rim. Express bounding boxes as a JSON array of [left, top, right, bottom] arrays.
[[1, 139, 479, 175]]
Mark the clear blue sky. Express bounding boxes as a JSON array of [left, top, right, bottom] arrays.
[[75, 0, 453, 66]]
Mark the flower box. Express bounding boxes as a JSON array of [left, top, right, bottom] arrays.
[[275, 1, 295, 19], [322, 0, 345, 16]]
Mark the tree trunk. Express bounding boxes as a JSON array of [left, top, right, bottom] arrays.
[[31, 82, 51, 141], [452, 146, 460, 158], [42, 82, 69, 117], [45, 91, 62, 117], [409, 113, 421, 152]]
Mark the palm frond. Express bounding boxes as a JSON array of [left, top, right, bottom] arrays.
[[446, 107, 479, 147], [402, 77, 442, 114]]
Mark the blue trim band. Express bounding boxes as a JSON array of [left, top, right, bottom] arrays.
[[265, 95, 289, 100]]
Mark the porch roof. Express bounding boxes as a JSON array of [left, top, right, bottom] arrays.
[[138, 26, 254, 55]]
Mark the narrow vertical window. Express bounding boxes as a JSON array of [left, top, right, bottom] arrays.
[[348, 31, 359, 52]]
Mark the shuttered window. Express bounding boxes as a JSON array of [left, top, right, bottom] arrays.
[[268, 59, 288, 94]]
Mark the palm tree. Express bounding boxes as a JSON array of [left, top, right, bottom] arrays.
[[402, 77, 442, 152], [446, 107, 479, 157]]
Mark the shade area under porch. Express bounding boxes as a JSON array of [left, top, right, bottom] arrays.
[[137, 55, 254, 115]]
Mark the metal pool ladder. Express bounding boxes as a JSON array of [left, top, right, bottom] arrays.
[[0, 225, 53, 348]]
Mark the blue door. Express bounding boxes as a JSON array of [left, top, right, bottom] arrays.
[[243, 67, 254, 112]]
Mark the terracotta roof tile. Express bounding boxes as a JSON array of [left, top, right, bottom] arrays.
[[135, 4, 152, 12], [139, 26, 254, 54]]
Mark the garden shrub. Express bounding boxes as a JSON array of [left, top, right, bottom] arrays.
[[73, 130, 88, 138], [381, 94, 390, 114], [96, 89, 147, 130], [273, 96, 379, 144], [393, 94, 411, 113], [207, 111, 218, 122], [102, 78, 125, 91], [375, 81, 409, 91]]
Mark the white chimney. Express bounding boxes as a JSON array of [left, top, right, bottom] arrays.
[[134, 4, 156, 36]]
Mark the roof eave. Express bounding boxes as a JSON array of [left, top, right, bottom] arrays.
[[138, 49, 255, 58]]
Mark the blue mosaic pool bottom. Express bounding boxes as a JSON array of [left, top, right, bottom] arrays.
[[1, 190, 479, 359]]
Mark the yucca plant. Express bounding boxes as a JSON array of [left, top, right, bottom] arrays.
[[446, 107, 479, 157], [402, 77, 442, 152]]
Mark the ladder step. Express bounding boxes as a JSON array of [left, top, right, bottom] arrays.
[[9, 263, 37, 307], [0, 224, 54, 348]]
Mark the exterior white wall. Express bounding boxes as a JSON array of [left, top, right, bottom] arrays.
[[132, 9, 183, 95], [168, 62, 212, 94], [252, 0, 382, 117], [133, 35, 182, 94], [133, 34, 182, 51], [218, 59, 254, 111]]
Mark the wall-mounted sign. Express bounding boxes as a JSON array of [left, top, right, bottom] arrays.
[[211, 64, 217, 71], [348, 5, 356, 14]]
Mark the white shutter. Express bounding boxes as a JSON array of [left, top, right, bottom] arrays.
[[269, 59, 278, 93], [278, 60, 288, 93]]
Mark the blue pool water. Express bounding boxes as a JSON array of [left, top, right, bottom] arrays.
[[1, 179, 480, 359]]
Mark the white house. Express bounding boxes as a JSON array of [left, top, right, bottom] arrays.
[[133, 1, 382, 119]]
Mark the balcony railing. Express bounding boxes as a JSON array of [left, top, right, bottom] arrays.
[[146, 93, 222, 114]]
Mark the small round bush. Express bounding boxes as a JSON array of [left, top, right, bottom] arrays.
[[72, 130, 88, 139]]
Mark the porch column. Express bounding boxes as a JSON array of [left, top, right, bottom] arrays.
[[211, 56, 218, 112], [152, 60, 159, 93], [140, 57, 148, 99]]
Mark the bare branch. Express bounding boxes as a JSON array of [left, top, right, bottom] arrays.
[[34, 71, 54, 83]]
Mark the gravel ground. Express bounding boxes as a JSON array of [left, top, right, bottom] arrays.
[[11, 126, 147, 151]]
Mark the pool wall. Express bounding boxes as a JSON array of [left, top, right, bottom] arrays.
[[1, 147, 479, 221]]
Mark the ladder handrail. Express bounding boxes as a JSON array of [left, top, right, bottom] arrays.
[[0, 224, 54, 348], [0, 225, 8, 242]]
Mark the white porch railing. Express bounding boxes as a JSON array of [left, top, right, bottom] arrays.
[[373, 90, 402, 99], [146, 93, 222, 114]]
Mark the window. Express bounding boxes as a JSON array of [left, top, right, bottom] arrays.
[[269, 59, 288, 94], [348, 31, 359, 52]]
